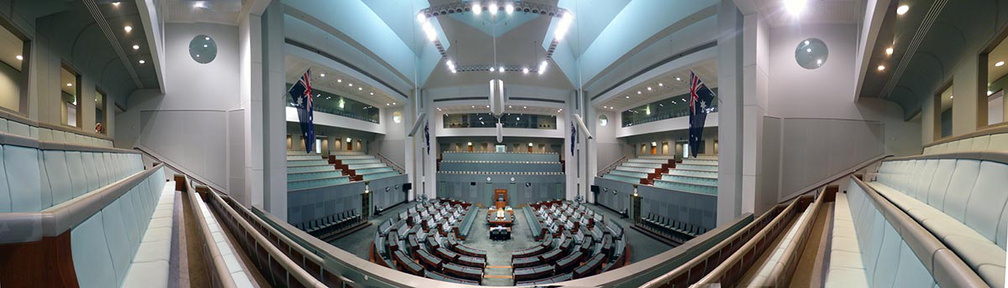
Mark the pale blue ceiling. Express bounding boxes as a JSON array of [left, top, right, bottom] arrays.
[[446, 11, 539, 38]]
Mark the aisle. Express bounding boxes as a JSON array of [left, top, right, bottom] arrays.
[[462, 207, 537, 286]]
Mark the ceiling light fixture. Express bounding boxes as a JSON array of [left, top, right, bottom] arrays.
[[416, 12, 426, 23], [658, 83, 663, 87], [112, 2, 120, 6], [637, 91, 641, 95], [988, 90, 993, 96], [784, 0, 807, 16], [337, 79, 342, 83], [499, 66, 505, 73], [522, 67, 529, 74], [877, 65, 885, 71], [538, 60, 548, 74], [358, 87, 363, 91], [896, 5, 909, 15], [505, 3, 515, 14], [370, 92, 375, 95], [349, 83, 353, 87], [320, 73, 326, 77], [997, 61, 1005, 67], [950, 95, 954, 99], [193, 1, 206, 8], [132, 44, 140, 50], [472, 3, 482, 15], [885, 47, 893, 55], [422, 22, 437, 42], [488, 3, 498, 14], [554, 12, 573, 40], [647, 87, 652, 91], [66, 83, 72, 87], [15, 55, 22, 61], [490, 67, 496, 72], [625, 95, 630, 99], [138, 60, 145, 64], [676, 77, 682, 81], [124, 25, 132, 33]]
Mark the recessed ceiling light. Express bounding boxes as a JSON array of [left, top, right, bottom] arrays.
[[784, 0, 807, 16], [472, 3, 482, 15], [387, 103, 391, 106], [472, 105, 475, 108], [124, 25, 132, 33], [320, 73, 326, 77], [138, 60, 145, 64], [523, 106, 527, 109], [15, 55, 22, 61], [358, 87, 362, 91], [950, 95, 953, 99], [625, 95, 630, 99], [66, 83, 72, 87], [490, 67, 496, 72], [370, 92, 374, 95], [337, 79, 342, 83], [676, 77, 682, 81], [488, 3, 498, 14], [658, 83, 663, 87], [996, 61, 1005, 67], [603, 106, 608, 108], [522, 67, 529, 74], [885, 47, 893, 55], [486, 105, 490, 108], [637, 91, 641, 94], [877, 65, 885, 71], [349, 83, 353, 87], [509, 105, 512, 108], [393, 102, 396, 105], [416, 12, 426, 23], [112, 2, 120, 6], [132, 44, 140, 50], [505, 4, 515, 14], [647, 87, 652, 91], [896, 5, 909, 15], [499, 66, 505, 73]]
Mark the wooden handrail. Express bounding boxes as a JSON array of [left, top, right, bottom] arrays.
[[183, 177, 239, 288]]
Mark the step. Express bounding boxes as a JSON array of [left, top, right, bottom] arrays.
[[623, 162, 663, 168], [653, 180, 717, 195], [661, 175, 717, 186], [348, 163, 387, 169], [681, 159, 718, 166], [332, 155, 373, 160], [288, 165, 336, 174], [615, 166, 657, 173], [287, 159, 331, 167], [675, 164, 718, 172], [356, 167, 394, 175], [602, 174, 642, 184], [666, 169, 718, 178], [627, 158, 670, 164], [287, 154, 324, 161], [288, 171, 344, 182], [609, 170, 649, 179], [288, 176, 351, 190], [362, 171, 400, 181], [339, 158, 381, 165]]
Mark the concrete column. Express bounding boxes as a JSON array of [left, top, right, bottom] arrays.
[[716, 0, 745, 225]]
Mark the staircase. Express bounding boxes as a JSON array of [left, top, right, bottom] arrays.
[[329, 152, 402, 181], [286, 150, 350, 191], [600, 155, 675, 184], [652, 156, 718, 195]]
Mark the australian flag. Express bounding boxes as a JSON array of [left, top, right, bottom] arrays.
[[288, 69, 315, 153], [570, 121, 576, 155], [688, 71, 715, 158], [424, 122, 430, 155]]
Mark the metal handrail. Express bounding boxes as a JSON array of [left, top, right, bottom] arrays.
[[598, 155, 628, 177], [374, 152, 406, 174]]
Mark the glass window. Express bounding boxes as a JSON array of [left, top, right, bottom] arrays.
[[95, 90, 106, 134], [621, 89, 718, 127], [61, 66, 80, 128], [287, 84, 380, 123], [936, 84, 953, 139], [442, 112, 557, 129], [0, 23, 25, 112], [984, 34, 1008, 126]]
